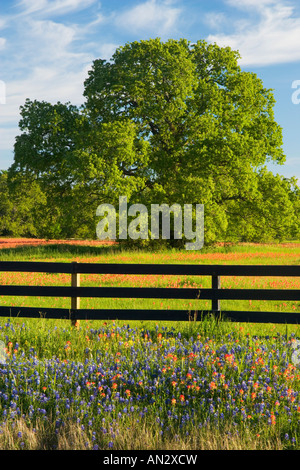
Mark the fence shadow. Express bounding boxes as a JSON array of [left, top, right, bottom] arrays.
[[0, 243, 124, 258]]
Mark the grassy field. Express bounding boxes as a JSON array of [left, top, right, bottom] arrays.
[[1, 239, 300, 315], [0, 239, 300, 450]]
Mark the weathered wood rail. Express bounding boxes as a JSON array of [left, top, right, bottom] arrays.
[[0, 261, 300, 324]]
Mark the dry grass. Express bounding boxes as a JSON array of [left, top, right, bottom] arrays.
[[0, 417, 285, 450]]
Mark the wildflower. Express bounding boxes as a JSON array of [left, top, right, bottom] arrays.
[[180, 395, 185, 402], [225, 354, 234, 364], [270, 414, 276, 425], [171, 398, 176, 405], [209, 382, 217, 391]]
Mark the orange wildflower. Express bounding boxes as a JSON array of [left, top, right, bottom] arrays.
[[270, 413, 276, 425]]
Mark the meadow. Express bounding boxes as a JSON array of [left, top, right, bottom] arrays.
[[0, 238, 300, 450]]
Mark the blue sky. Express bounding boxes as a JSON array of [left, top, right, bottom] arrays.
[[0, 0, 299, 181]]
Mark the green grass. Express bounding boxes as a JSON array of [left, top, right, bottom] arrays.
[[0, 315, 300, 450], [1, 241, 300, 325], [0, 241, 300, 450]]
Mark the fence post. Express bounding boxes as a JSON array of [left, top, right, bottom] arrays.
[[71, 261, 80, 328], [212, 274, 220, 315]]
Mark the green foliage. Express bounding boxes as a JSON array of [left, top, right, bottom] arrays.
[[0, 170, 46, 237], [225, 169, 300, 242], [5, 38, 300, 243]]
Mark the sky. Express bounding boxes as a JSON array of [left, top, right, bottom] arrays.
[[0, 0, 299, 181]]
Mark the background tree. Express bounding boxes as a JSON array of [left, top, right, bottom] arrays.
[[10, 99, 149, 238], [0, 170, 46, 237], [225, 169, 300, 242]]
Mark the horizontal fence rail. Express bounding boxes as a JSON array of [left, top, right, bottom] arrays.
[[0, 261, 300, 324]]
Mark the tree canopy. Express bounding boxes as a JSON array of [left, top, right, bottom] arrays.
[[6, 38, 300, 245]]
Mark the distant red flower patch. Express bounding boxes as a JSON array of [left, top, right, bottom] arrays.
[[0, 238, 117, 249]]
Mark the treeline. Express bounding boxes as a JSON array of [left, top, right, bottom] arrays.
[[1, 167, 299, 244], [1, 38, 300, 246], [0, 169, 94, 239]]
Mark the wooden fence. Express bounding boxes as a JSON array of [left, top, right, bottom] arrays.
[[0, 261, 300, 324]]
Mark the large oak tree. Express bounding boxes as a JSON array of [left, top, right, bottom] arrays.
[[9, 38, 300, 243]]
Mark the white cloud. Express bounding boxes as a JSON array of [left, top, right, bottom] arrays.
[[204, 12, 227, 29], [0, 17, 7, 29], [1, 18, 93, 117], [115, 0, 181, 35], [0, 1, 99, 165], [97, 43, 119, 61], [0, 64, 88, 156], [226, 0, 276, 8], [0, 127, 18, 152], [26, 19, 77, 59], [17, 0, 97, 17], [207, 0, 300, 66], [9, 66, 87, 104]]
